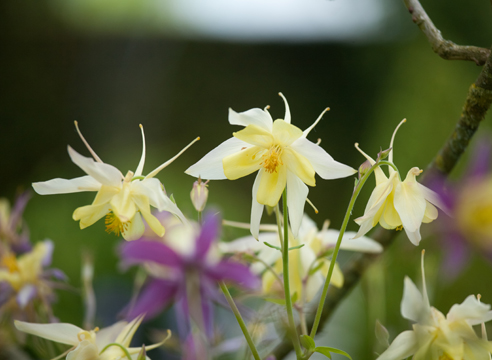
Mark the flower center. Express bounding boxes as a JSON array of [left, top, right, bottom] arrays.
[[260, 145, 283, 173], [105, 211, 129, 236], [1, 253, 19, 273], [439, 355, 454, 360]]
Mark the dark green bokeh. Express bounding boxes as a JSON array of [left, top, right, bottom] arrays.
[[1, 0, 491, 359]]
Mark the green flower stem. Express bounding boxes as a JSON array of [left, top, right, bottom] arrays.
[[219, 281, 261, 360], [282, 188, 303, 359], [378, 160, 400, 179], [275, 204, 285, 252], [309, 161, 382, 339]]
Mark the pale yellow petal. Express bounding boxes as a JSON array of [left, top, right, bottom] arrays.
[[257, 167, 287, 207], [382, 192, 402, 228], [422, 201, 438, 224], [320, 260, 344, 288], [394, 168, 426, 232], [92, 185, 119, 206], [115, 315, 144, 347], [233, 124, 274, 148], [73, 203, 111, 229], [262, 268, 277, 294], [66, 340, 98, 360], [271, 119, 302, 147], [283, 148, 315, 187], [141, 210, 165, 238], [223, 146, 264, 180], [122, 212, 146, 241], [110, 184, 136, 223]]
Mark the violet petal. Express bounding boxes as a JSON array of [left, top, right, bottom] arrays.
[[9, 191, 31, 231], [194, 212, 220, 261], [207, 260, 260, 290], [120, 240, 183, 268], [124, 279, 178, 321]]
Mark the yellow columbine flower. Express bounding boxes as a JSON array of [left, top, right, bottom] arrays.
[[14, 315, 170, 360], [353, 120, 448, 245], [220, 215, 382, 302], [186, 93, 356, 238], [0, 240, 54, 308], [33, 122, 197, 240]]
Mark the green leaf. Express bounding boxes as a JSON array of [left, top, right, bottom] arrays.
[[169, 194, 176, 204], [264, 297, 285, 306], [263, 242, 281, 251], [315, 346, 352, 360], [291, 291, 298, 304], [288, 244, 305, 251], [308, 261, 325, 276], [300, 335, 316, 352]]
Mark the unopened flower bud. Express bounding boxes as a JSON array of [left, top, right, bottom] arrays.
[[377, 147, 392, 161], [136, 345, 146, 360], [358, 159, 372, 179], [190, 178, 209, 212]]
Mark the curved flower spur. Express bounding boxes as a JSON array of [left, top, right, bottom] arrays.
[[186, 93, 356, 239], [32, 122, 199, 240]]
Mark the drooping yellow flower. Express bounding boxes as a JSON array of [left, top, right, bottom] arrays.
[[186, 93, 356, 238], [33, 122, 197, 240], [354, 120, 448, 245]]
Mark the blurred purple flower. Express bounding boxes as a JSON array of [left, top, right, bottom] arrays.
[[433, 136, 492, 278], [119, 212, 259, 339], [0, 191, 32, 255]]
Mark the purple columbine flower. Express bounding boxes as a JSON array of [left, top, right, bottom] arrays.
[[432, 136, 492, 278], [119, 212, 259, 339]]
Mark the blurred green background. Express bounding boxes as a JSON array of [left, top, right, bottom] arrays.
[[1, 0, 492, 358]]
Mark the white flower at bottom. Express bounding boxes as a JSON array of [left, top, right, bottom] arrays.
[[14, 315, 168, 360], [377, 253, 492, 360]]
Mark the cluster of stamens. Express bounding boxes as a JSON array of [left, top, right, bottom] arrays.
[[1, 253, 19, 273], [105, 211, 129, 236], [260, 145, 283, 173]]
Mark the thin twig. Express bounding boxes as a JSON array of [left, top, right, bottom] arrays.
[[272, 38, 492, 360], [403, 0, 491, 65]]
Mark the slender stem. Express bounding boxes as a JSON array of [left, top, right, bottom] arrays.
[[281, 189, 303, 359], [275, 204, 284, 252], [219, 281, 261, 360], [309, 162, 379, 338]]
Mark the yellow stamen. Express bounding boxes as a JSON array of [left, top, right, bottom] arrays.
[[260, 145, 283, 173], [1, 253, 19, 273], [396, 225, 403, 231], [105, 211, 129, 236]]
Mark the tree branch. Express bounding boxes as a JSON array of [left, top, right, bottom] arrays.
[[403, 0, 491, 65], [272, 38, 492, 360]]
